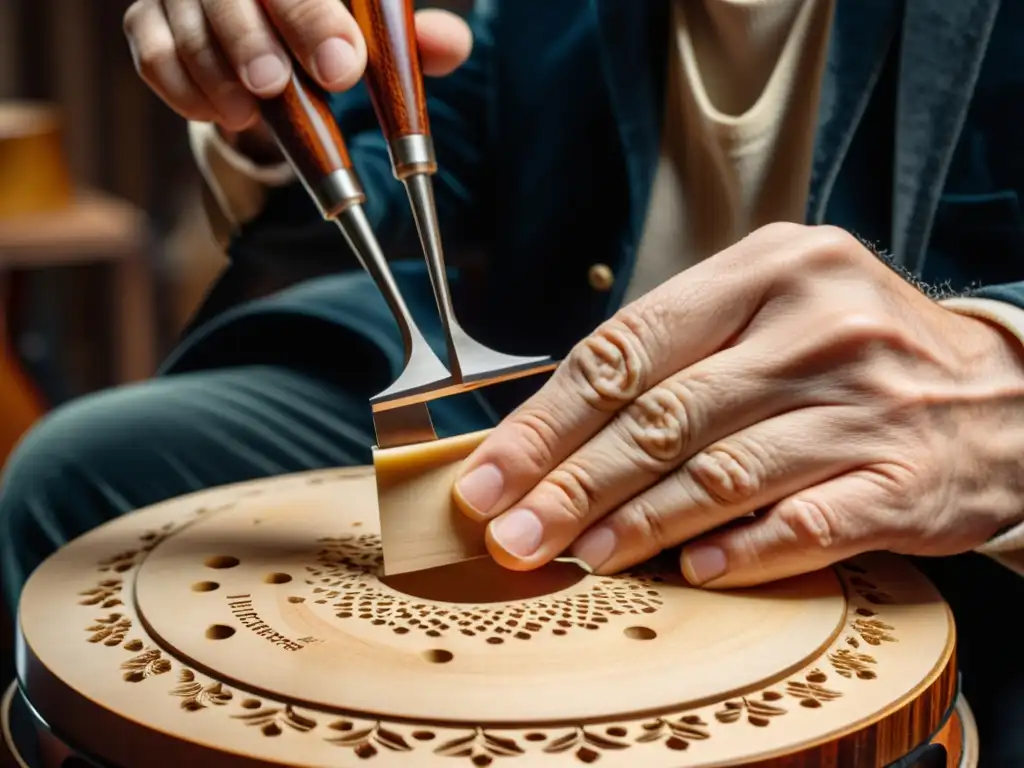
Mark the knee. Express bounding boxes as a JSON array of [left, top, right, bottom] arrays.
[[0, 388, 145, 609], [2, 388, 129, 505]]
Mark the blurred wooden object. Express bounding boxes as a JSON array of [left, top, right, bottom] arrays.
[[0, 101, 156, 433], [0, 103, 65, 467], [0, 190, 157, 385], [0, 103, 71, 218], [0, 273, 46, 468]]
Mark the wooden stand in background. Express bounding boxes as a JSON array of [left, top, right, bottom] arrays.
[[0, 102, 156, 467], [0, 187, 157, 385]]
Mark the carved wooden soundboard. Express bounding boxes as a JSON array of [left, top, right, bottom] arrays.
[[15, 466, 960, 767]]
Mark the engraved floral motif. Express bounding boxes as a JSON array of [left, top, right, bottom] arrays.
[[306, 535, 665, 643], [78, 578, 124, 608], [75, 518, 909, 763], [326, 720, 416, 759], [541, 726, 630, 764], [171, 669, 233, 710], [829, 648, 878, 680], [85, 613, 132, 646], [786, 680, 842, 708], [635, 716, 710, 751], [852, 617, 897, 646], [714, 690, 788, 727], [231, 700, 317, 737], [121, 648, 172, 682]]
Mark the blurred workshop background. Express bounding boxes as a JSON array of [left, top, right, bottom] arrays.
[[0, 0, 472, 728]]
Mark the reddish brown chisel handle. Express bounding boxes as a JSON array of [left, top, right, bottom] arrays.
[[348, 0, 438, 178], [259, 67, 366, 218]]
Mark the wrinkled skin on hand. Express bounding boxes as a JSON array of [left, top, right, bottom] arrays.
[[123, 0, 471, 132], [454, 223, 1024, 588]]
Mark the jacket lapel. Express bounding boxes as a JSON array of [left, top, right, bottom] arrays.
[[588, 0, 1001, 275], [891, 0, 1002, 270], [806, 0, 901, 225], [590, 0, 670, 252], [589, 0, 901, 242]]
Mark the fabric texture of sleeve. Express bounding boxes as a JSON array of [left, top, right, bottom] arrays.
[[187, 121, 295, 248]]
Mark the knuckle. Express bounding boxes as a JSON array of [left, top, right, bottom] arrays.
[[756, 221, 810, 245], [175, 29, 211, 63], [123, 2, 146, 37], [202, 1, 270, 58], [621, 380, 696, 468], [776, 499, 843, 550], [618, 496, 672, 550], [540, 463, 600, 523], [826, 311, 912, 360], [798, 225, 865, 271], [506, 409, 560, 474], [686, 447, 762, 507], [567, 316, 651, 411], [277, 0, 336, 28], [133, 42, 175, 80]]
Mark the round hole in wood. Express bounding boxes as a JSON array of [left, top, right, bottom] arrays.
[[623, 625, 657, 640], [422, 649, 453, 664], [191, 581, 219, 592], [204, 555, 239, 569], [205, 624, 236, 640], [264, 572, 292, 584]]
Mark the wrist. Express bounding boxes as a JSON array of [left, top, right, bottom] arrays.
[[942, 297, 1024, 384], [942, 301, 1024, 541]]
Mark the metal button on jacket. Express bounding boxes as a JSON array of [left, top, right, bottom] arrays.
[[588, 263, 615, 292]]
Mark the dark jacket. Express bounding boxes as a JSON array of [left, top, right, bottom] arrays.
[[162, 0, 1024, 418]]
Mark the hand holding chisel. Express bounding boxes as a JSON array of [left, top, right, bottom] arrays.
[[257, 0, 555, 449]]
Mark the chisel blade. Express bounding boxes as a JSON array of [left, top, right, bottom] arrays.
[[372, 402, 438, 449]]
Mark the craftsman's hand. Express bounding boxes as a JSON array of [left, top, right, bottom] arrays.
[[123, 0, 472, 131], [454, 223, 1024, 588]]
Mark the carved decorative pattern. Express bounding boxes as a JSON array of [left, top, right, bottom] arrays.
[[304, 535, 665, 643], [85, 613, 132, 646], [172, 669, 233, 710], [713, 691, 787, 727], [120, 648, 172, 683], [73, 504, 906, 764], [326, 720, 417, 759]]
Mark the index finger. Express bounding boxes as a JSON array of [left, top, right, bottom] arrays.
[[452, 227, 798, 523]]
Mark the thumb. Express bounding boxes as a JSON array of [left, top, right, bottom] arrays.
[[679, 473, 887, 589], [414, 9, 473, 77]]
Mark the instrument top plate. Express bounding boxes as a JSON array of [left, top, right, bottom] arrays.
[[17, 466, 955, 767]]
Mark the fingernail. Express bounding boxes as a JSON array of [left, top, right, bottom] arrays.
[[243, 53, 288, 92], [572, 526, 616, 571], [490, 509, 543, 559], [313, 37, 359, 86], [682, 545, 727, 585], [455, 463, 504, 516]]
